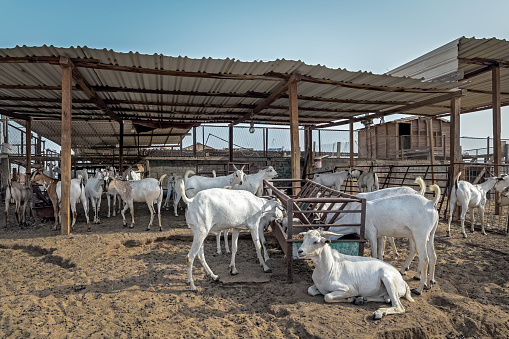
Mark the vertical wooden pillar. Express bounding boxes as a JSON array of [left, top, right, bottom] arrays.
[[60, 57, 72, 235], [349, 121, 354, 168], [2, 116, 7, 143], [318, 129, 321, 156], [493, 66, 502, 214], [265, 127, 269, 158], [305, 127, 313, 177], [450, 97, 462, 190], [119, 121, 124, 176], [193, 126, 197, 157], [229, 124, 234, 163], [288, 80, 301, 195], [428, 118, 436, 184], [25, 118, 32, 176]]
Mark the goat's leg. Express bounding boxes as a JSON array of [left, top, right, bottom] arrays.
[[258, 226, 269, 261], [249, 227, 271, 273], [70, 200, 77, 232], [187, 231, 211, 291], [21, 201, 27, 225], [377, 237, 385, 260], [106, 194, 111, 218], [82, 196, 91, 232], [14, 200, 20, 225], [459, 205, 468, 238], [96, 196, 102, 224], [229, 229, 240, 275], [53, 200, 59, 230], [401, 238, 417, 277], [322, 287, 356, 303], [469, 208, 475, 233], [373, 276, 406, 320], [479, 206, 487, 235], [4, 197, 9, 229], [308, 284, 322, 296], [145, 201, 155, 231], [447, 196, 456, 237], [388, 237, 399, 258], [411, 241, 429, 295], [196, 244, 216, 279], [156, 200, 163, 232], [224, 229, 230, 254], [90, 197, 97, 224], [128, 201, 135, 228], [120, 202, 129, 227], [215, 233, 222, 254], [426, 229, 437, 286]]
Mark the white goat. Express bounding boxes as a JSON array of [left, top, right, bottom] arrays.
[[312, 170, 349, 191], [163, 173, 184, 217], [348, 168, 379, 192], [184, 165, 247, 198], [494, 173, 509, 192], [328, 184, 441, 295], [107, 175, 167, 231], [297, 229, 414, 320], [179, 181, 282, 291], [4, 180, 31, 228], [85, 170, 107, 224], [447, 172, 498, 238], [215, 166, 279, 256], [105, 167, 123, 218], [30, 170, 91, 232]]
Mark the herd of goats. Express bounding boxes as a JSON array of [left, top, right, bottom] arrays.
[[3, 164, 509, 319]]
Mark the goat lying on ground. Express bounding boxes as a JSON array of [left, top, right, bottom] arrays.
[[107, 174, 166, 231], [328, 184, 441, 295], [30, 170, 90, 232], [4, 180, 31, 228], [447, 172, 498, 237], [179, 181, 282, 291], [312, 170, 349, 191], [348, 168, 379, 192], [297, 229, 414, 320]]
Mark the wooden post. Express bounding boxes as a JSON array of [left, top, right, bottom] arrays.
[[265, 127, 269, 158], [119, 121, 124, 176], [349, 121, 354, 167], [306, 128, 313, 177], [486, 137, 490, 164], [193, 126, 197, 157], [493, 66, 502, 215], [229, 124, 234, 163], [2, 116, 7, 143], [60, 57, 72, 235], [25, 118, 32, 176], [450, 97, 462, 191], [288, 80, 301, 195], [336, 142, 341, 159], [428, 118, 436, 184], [318, 129, 321, 156]]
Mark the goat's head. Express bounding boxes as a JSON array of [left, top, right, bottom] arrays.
[[230, 165, 247, 186], [495, 173, 509, 192], [497, 187, 509, 205], [263, 166, 278, 179], [346, 167, 360, 178], [30, 170, 44, 184], [297, 230, 342, 259]]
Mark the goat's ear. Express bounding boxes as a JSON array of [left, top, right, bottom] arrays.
[[320, 237, 330, 244]]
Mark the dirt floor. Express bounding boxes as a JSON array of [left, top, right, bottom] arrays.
[[1, 203, 509, 338]]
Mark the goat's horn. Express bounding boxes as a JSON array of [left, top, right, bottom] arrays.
[[319, 230, 344, 237], [240, 165, 245, 171], [232, 164, 238, 171]]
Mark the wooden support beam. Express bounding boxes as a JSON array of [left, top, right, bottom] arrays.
[[119, 121, 124, 176], [288, 80, 301, 195], [493, 66, 502, 215], [59, 56, 121, 123], [193, 126, 197, 157], [450, 97, 462, 191], [0, 108, 30, 121], [232, 74, 301, 125], [25, 117, 32, 176], [349, 121, 354, 167], [229, 124, 233, 163], [314, 90, 466, 129], [459, 57, 509, 68], [2, 115, 7, 143], [428, 118, 436, 184], [60, 58, 73, 235]]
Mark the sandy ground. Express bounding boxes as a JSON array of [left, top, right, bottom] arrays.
[[1, 202, 509, 338]]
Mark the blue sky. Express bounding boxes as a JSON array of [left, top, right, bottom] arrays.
[[1, 0, 508, 139]]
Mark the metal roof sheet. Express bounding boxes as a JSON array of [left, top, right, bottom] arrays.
[[0, 45, 472, 151]]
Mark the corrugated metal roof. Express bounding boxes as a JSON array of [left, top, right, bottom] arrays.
[[0, 45, 469, 152]]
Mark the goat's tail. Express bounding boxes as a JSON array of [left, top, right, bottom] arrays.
[[454, 171, 461, 190], [158, 174, 167, 187], [184, 170, 195, 183], [429, 184, 441, 208], [414, 176, 426, 196], [212, 170, 216, 178], [373, 173, 379, 190], [179, 179, 192, 205]]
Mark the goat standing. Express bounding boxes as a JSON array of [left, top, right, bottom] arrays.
[[4, 181, 31, 228]]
